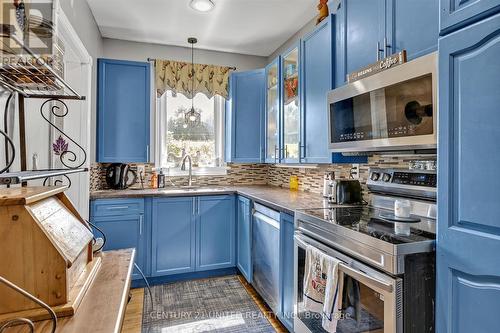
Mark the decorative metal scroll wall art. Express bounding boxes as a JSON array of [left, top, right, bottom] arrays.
[[39, 98, 87, 187], [1, 92, 15, 173]]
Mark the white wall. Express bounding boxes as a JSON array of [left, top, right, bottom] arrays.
[[59, 0, 103, 163], [102, 38, 268, 72], [268, 0, 341, 62], [59, 0, 103, 59]]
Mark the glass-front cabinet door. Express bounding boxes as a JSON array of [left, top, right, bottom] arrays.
[[282, 46, 300, 162], [265, 58, 280, 163]]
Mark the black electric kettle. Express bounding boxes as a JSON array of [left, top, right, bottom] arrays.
[[105, 163, 137, 190]]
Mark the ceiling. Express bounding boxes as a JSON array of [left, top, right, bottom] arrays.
[[86, 0, 318, 57]]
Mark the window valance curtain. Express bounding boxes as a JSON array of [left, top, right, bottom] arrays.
[[155, 59, 233, 99]]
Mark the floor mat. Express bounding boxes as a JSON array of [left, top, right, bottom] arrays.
[[141, 275, 277, 333]]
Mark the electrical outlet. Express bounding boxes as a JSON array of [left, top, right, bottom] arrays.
[[351, 163, 360, 180], [136, 164, 146, 178]]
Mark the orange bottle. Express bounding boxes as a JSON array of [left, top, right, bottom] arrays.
[[150, 172, 158, 189]]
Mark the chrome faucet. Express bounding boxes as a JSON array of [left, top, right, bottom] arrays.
[[180, 154, 193, 187]]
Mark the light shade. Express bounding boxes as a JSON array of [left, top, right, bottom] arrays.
[[189, 0, 215, 12]]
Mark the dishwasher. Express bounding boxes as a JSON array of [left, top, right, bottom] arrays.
[[252, 203, 280, 313]]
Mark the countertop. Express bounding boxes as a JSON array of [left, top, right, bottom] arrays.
[[91, 185, 330, 215]]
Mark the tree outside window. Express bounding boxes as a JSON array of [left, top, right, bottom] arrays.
[[158, 90, 225, 174]]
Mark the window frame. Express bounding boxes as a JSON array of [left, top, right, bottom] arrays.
[[154, 90, 228, 176]]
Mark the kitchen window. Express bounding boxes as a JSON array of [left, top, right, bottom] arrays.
[[157, 90, 226, 175]]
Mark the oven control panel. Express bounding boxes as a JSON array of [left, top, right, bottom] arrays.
[[367, 168, 437, 199], [392, 171, 437, 187]]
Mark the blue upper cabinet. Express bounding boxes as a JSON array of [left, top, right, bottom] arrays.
[[336, 0, 439, 87], [237, 196, 252, 282], [335, 0, 386, 87], [386, 0, 439, 60], [196, 196, 236, 271], [281, 44, 301, 164], [265, 58, 281, 163], [152, 197, 196, 276], [300, 15, 334, 164], [440, 0, 500, 35], [97, 59, 151, 163], [437, 12, 500, 333], [227, 70, 265, 163]]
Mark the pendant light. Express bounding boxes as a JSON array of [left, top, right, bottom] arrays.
[[184, 37, 201, 128]]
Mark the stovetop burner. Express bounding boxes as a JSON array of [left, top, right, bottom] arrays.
[[299, 206, 435, 245]]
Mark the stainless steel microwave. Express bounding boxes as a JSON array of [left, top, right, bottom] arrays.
[[327, 52, 437, 153]]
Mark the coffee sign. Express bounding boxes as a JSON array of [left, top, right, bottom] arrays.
[[347, 50, 407, 83]]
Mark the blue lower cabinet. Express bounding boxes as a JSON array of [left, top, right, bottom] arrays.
[[152, 197, 196, 276], [237, 196, 252, 282], [91, 198, 146, 280], [279, 213, 295, 331], [196, 196, 236, 271], [91, 213, 146, 280]]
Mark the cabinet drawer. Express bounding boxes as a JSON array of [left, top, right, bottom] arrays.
[[91, 198, 144, 217]]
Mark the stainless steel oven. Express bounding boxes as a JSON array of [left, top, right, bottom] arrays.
[[293, 168, 437, 333], [327, 52, 437, 153], [294, 233, 403, 333]]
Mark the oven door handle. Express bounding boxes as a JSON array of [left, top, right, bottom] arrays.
[[295, 234, 394, 293], [296, 226, 386, 268], [338, 263, 393, 293]]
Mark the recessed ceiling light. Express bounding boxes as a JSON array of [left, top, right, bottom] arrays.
[[189, 0, 215, 12]]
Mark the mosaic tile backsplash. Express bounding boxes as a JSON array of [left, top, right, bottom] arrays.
[[90, 154, 427, 195], [90, 163, 268, 192]]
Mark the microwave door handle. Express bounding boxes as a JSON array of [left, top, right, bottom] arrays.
[[339, 263, 393, 293]]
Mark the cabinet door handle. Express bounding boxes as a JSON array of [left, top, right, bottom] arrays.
[[146, 145, 150, 162], [299, 141, 305, 163], [193, 199, 196, 216], [106, 205, 129, 210], [377, 41, 381, 61], [384, 37, 391, 58], [139, 214, 143, 235]]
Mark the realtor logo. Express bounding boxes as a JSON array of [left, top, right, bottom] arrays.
[[1, 0, 54, 55]]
